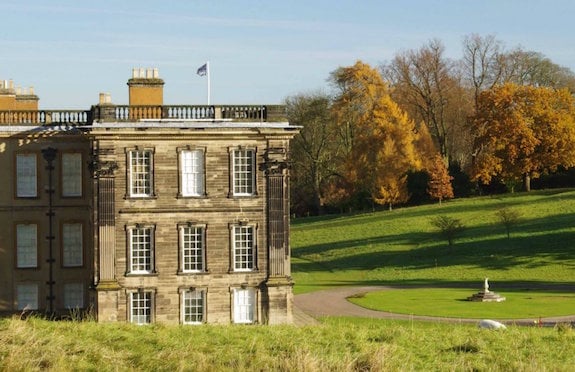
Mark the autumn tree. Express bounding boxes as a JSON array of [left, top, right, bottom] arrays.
[[461, 34, 506, 110], [502, 48, 575, 92], [471, 83, 575, 191], [330, 61, 423, 210], [427, 155, 454, 204], [382, 39, 466, 164], [286, 92, 337, 215]]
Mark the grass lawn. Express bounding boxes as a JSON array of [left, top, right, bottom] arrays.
[[3, 316, 575, 371], [291, 189, 575, 295], [348, 288, 575, 319]]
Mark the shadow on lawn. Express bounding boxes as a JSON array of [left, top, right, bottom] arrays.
[[292, 213, 575, 273], [291, 189, 575, 229], [293, 278, 575, 292]]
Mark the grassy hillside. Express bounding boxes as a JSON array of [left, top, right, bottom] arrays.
[[291, 189, 575, 294]]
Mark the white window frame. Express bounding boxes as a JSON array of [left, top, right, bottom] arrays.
[[130, 290, 153, 325], [61, 152, 83, 197], [231, 148, 256, 196], [16, 283, 39, 310], [16, 153, 37, 198], [180, 149, 205, 197], [232, 225, 255, 272], [180, 224, 205, 273], [181, 289, 205, 325], [62, 223, 83, 267], [16, 224, 37, 268], [128, 149, 153, 197], [233, 288, 256, 324], [128, 226, 154, 274], [63, 282, 84, 309]]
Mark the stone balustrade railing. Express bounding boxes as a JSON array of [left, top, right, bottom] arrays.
[[0, 110, 92, 125], [0, 104, 287, 125]]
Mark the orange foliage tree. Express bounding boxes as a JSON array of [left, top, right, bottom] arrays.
[[471, 83, 575, 191], [427, 155, 454, 204], [330, 61, 423, 210]]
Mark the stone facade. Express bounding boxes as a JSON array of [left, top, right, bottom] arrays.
[[0, 70, 298, 325]]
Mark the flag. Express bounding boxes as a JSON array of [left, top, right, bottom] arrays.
[[197, 63, 207, 76]]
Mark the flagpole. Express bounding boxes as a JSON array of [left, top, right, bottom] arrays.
[[207, 61, 211, 106]]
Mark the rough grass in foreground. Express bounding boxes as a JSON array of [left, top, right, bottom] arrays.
[[1, 316, 575, 371]]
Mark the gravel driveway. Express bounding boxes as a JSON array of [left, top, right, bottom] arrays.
[[293, 285, 575, 326]]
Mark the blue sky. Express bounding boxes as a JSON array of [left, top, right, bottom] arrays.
[[1, 0, 574, 108]]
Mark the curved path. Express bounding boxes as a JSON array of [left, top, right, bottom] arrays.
[[293, 286, 575, 326]]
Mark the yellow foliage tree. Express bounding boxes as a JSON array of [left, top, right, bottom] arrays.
[[331, 61, 423, 209], [471, 83, 575, 191]]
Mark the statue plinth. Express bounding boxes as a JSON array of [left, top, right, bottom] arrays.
[[467, 278, 506, 302]]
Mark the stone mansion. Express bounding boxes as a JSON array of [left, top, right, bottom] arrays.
[[0, 69, 298, 325]]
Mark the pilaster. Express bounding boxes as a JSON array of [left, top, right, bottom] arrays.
[[90, 144, 120, 321], [261, 145, 293, 323]]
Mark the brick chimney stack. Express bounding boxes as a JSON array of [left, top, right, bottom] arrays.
[[127, 67, 164, 106], [0, 80, 39, 110]]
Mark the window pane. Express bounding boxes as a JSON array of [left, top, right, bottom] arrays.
[[233, 226, 254, 271], [17, 283, 38, 310], [130, 227, 152, 273], [131, 292, 152, 325], [129, 151, 152, 196], [64, 283, 84, 309], [232, 149, 254, 195], [182, 226, 204, 272], [17, 224, 37, 268], [233, 288, 254, 323], [183, 290, 204, 324], [62, 153, 82, 197], [16, 154, 37, 197], [181, 150, 204, 196], [63, 223, 83, 267]]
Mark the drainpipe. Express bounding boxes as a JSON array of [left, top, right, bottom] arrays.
[[41, 147, 57, 315]]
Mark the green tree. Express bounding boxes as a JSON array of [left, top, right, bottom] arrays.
[[431, 215, 465, 246], [286, 92, 337, 215], [496, 207, 521, 239]]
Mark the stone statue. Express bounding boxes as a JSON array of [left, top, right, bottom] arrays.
[[468, 278, 505, 302]]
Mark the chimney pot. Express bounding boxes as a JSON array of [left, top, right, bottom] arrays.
[[153, 68, 159, 78]]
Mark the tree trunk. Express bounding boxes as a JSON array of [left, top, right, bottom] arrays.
[[523, 173, 531, 192]]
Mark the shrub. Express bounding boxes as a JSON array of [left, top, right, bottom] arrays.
[[430, 215, 465, 246], [496, 207, 521, 239]]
